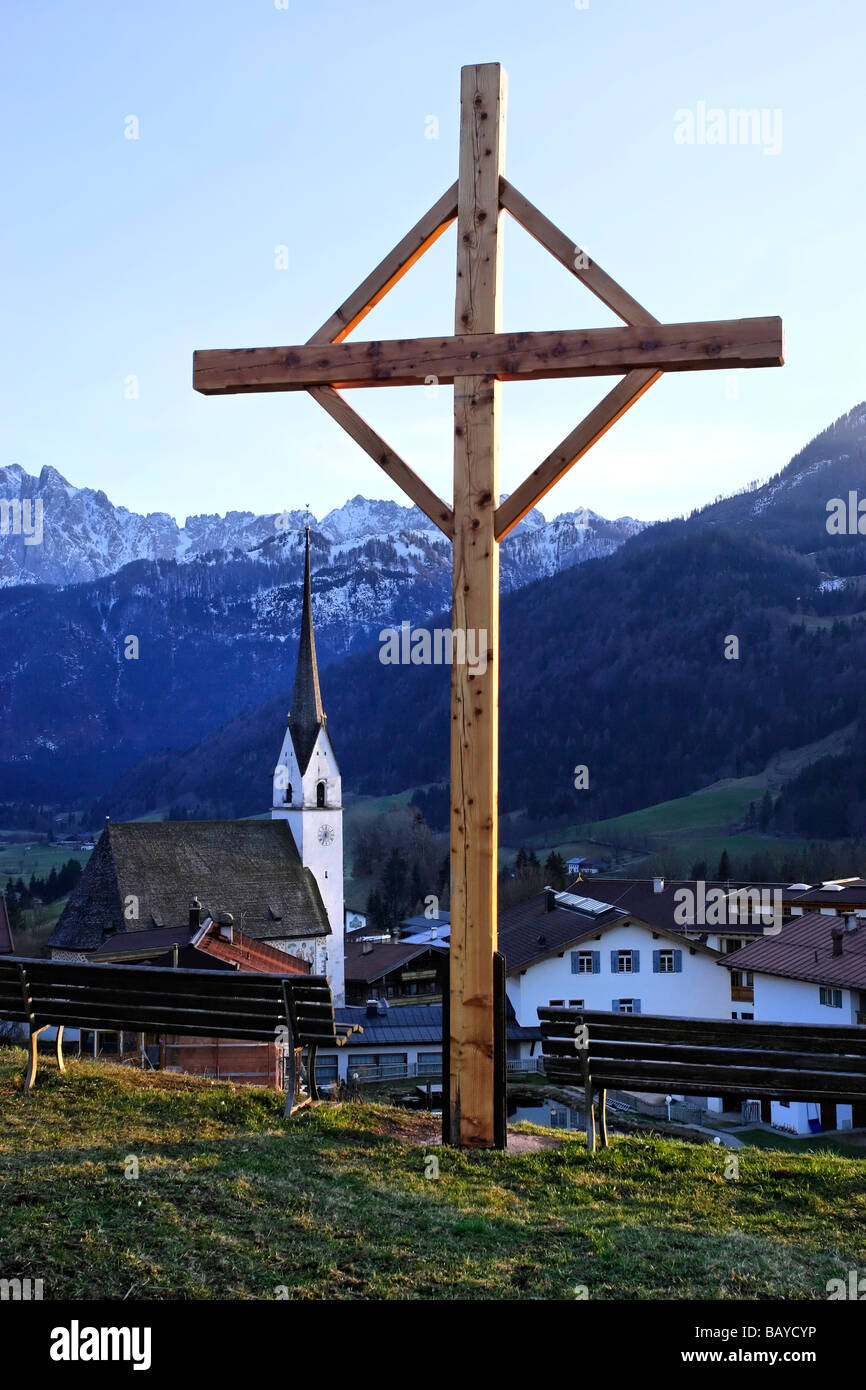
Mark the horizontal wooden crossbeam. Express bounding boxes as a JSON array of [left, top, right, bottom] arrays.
[[194, 317, 783, 395]]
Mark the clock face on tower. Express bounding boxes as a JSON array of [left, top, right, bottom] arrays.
[[317, 823, 335, 847]]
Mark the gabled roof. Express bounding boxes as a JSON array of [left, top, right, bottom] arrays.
[[288, 527, 327, 774], [555, 877, 783, 935], [90, 917, 311, 975], [498, 889, 720, 973], [48, 820, 331, 952], [721, 912, 866, 990], [345, 937, 448, 985]]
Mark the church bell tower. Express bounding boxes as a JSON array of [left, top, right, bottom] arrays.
[[271, 528, 345, 1003]]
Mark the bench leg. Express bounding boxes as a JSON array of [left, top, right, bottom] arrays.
[[585, 1079, 596, 1153], [24, 1026, 46, 1095], [307, 1044, 319, 1102], [56, 1026, 66, 1074], [283, 1042, 297, 1117], [598, 1087, 608, 1149]]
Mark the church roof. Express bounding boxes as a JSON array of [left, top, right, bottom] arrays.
[[288, 527, 326, 774], [48, 819, 331, 952]]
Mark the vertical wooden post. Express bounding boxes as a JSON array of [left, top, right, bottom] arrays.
[[449, 62, 507, 1148], [598, 1087, 608, 1149]]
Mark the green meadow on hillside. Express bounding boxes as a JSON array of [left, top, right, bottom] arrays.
[[0, 1052, 863, 1301]]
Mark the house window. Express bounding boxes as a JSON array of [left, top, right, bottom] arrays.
[[659, 950, 675, 973], [285, 784, 292, 805], [741, 1012, 754, 1020], [315, 1054, 339, 1086], [568, 999, 584, 1008], [618, 951, 634, 973], [347, 1052, 408, 1079], [549, 999, 565, 1007], [731, 970, 754, 988], [417, 1051, 442, 1075], [571, 950, 598, 975], [723, 938, 746, 953], [819, 986, 843, 1009], [616, 999, 638, 1014], [317, 781, 326, 808], [612, 949, 639, 973]]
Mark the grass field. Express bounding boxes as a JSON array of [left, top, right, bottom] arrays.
[[1, 1052, 863, 1300], [0, 841, 90, 882]]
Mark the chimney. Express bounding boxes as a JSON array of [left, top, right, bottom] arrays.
[[844, 912, 859, 933], [189, 897, 203, 929], [216, 911, 234, 942], [831, 925, 844, 957], [361, 941, 373, 956], [653, 877, 665, 895], [365, 998, 379, 1017], [544, 886, 556, 912]]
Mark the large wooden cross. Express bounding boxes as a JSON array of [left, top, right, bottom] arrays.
[[193, 62, 783, 1148]]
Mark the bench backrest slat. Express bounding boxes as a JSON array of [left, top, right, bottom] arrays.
[[0, 957, 351, 1049], [539, 1005, 866, 1105]]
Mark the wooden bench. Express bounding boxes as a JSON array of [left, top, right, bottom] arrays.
[[539, 1006, 866, 1150], [0, 956, 361, 1114]]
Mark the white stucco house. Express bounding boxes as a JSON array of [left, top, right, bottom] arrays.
[[720, 913, 866, 1134], [500, 883, 866, 1137]]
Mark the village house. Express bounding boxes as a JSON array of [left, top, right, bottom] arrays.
[[344, 935, 448, 1005], [720, 913, 866, 1133], [499, 887, 734, 1065]]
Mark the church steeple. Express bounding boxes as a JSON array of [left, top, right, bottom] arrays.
[[271, 522, 344, 1002], [288, 527, 325, 774]]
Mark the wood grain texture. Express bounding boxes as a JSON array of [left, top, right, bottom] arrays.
[[193, 318, 782, 393], [449, 61, 507, 1148]]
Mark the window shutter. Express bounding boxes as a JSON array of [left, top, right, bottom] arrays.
[[611, 999, 620, 1012], [592, 951, 600, 974], [674, 950, 683, 973], [632, 950, 640, 973], [610, 950, 619, 973], [633, 1000, 642, 1014], [652, 950, 660, 972], [571, 952, 580, 975]]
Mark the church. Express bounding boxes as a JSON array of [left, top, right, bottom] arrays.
[[48, 530, 346, 1003]]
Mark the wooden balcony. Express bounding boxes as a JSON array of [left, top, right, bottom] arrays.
[[731, 985, 755, 1003]]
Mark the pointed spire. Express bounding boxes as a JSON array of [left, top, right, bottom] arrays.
[[288, 526, 325, 772]]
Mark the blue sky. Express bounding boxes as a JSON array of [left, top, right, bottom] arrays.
[[2, 0, 863, 526]]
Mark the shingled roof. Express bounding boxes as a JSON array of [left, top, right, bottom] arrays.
[[48, 819, 330, 952], [287, 527, 326, 774]]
